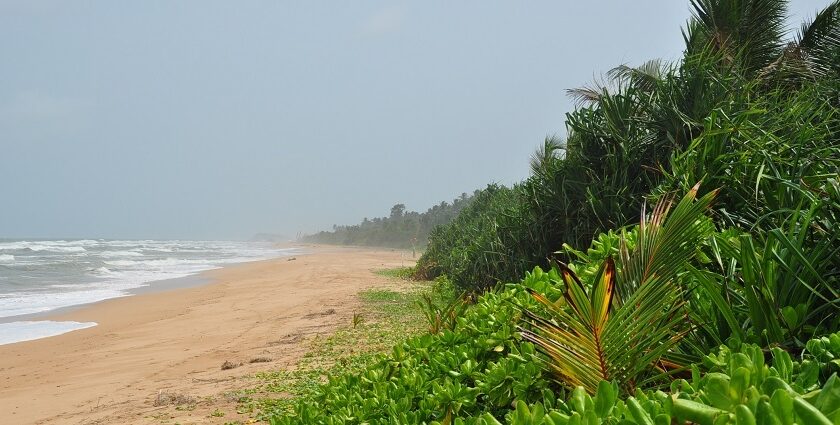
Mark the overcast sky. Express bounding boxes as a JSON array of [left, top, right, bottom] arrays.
[[0, 1, 830, 239]]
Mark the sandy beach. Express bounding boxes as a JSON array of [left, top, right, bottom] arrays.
[[0, 245, 414, 425]]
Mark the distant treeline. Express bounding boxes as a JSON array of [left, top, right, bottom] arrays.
[[299, 192, 479, 249]]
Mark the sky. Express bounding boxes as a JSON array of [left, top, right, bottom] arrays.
[[0, 1, 831, 240]]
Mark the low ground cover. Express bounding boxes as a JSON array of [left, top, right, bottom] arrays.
[[233, 268, 448, 422], [270, 190, 840, 424]]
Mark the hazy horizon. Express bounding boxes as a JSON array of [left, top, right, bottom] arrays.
[[1, 1, 830, 240]]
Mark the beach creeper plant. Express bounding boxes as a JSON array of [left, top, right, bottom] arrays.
[[445, 332, 840, 424], [520, 184, 717, 394], [270, 285, 839, 424]]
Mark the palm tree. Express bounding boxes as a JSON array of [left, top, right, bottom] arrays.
[[761, 1, 840, 85], [686, 0, 840, 82], [519, 184, 717, 394], [540, 0, 840, 259], [568, 0, 840, 141]]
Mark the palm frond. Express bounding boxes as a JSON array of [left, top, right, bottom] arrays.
[[608, 59, 668, 94], [687, 0, 787, 76], [520, 186, 716, 393], [566, 85, 606, 107], [529, 136, 565, 177], [796, 1, 840, 52], [795, 1, 840, 78]]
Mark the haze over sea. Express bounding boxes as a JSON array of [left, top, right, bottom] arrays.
[[0, 239, 295, 345]]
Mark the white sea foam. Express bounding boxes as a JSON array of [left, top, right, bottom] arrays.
[[0, 287, 132, 318], [98, 250, 144, 258], [0, 321, 97, 345], [103, 257, 241, 269], [0, 241, 88, 253], [27, 245, 87, 253], [89, 267, 122, 277], [0, 241, 298, 342]]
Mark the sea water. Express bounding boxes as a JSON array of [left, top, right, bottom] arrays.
[[0, 239, 296, 345]]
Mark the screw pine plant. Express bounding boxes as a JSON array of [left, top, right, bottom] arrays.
[[520, 184, 717, 394], [703, 207, 840, 348], [418, 293, 469, 334]]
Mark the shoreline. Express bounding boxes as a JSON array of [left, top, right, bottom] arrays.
[[0, 246, 303, 332], [0, 245, 415, 424]]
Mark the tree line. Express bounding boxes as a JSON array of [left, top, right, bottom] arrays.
[[300, 191, 479, 249]]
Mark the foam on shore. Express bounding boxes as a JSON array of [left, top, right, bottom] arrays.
[[0, 240, 298, 322], [0, 320, 97, 345]]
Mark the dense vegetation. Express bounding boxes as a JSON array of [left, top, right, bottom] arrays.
[[415, 1, 840, 293], [301, 192, 478, 250], [272, 1, 840, 423]]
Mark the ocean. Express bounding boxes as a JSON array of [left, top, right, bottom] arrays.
[[0, 239, 297, 345]]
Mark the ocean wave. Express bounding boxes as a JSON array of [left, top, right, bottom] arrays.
[[90, 266, 122, 277], [27, 246, 87, 253], [0, 287, 132, 318], [85, 266, 206, 288], [0, 321, 97, 345], [143, 248, 174, 252], [98, 250, 144, 258], [0, 241, 298, 321], [0, 244, 88, 253], [103, 258, 216, 268], [0, 240, 96, 252]]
